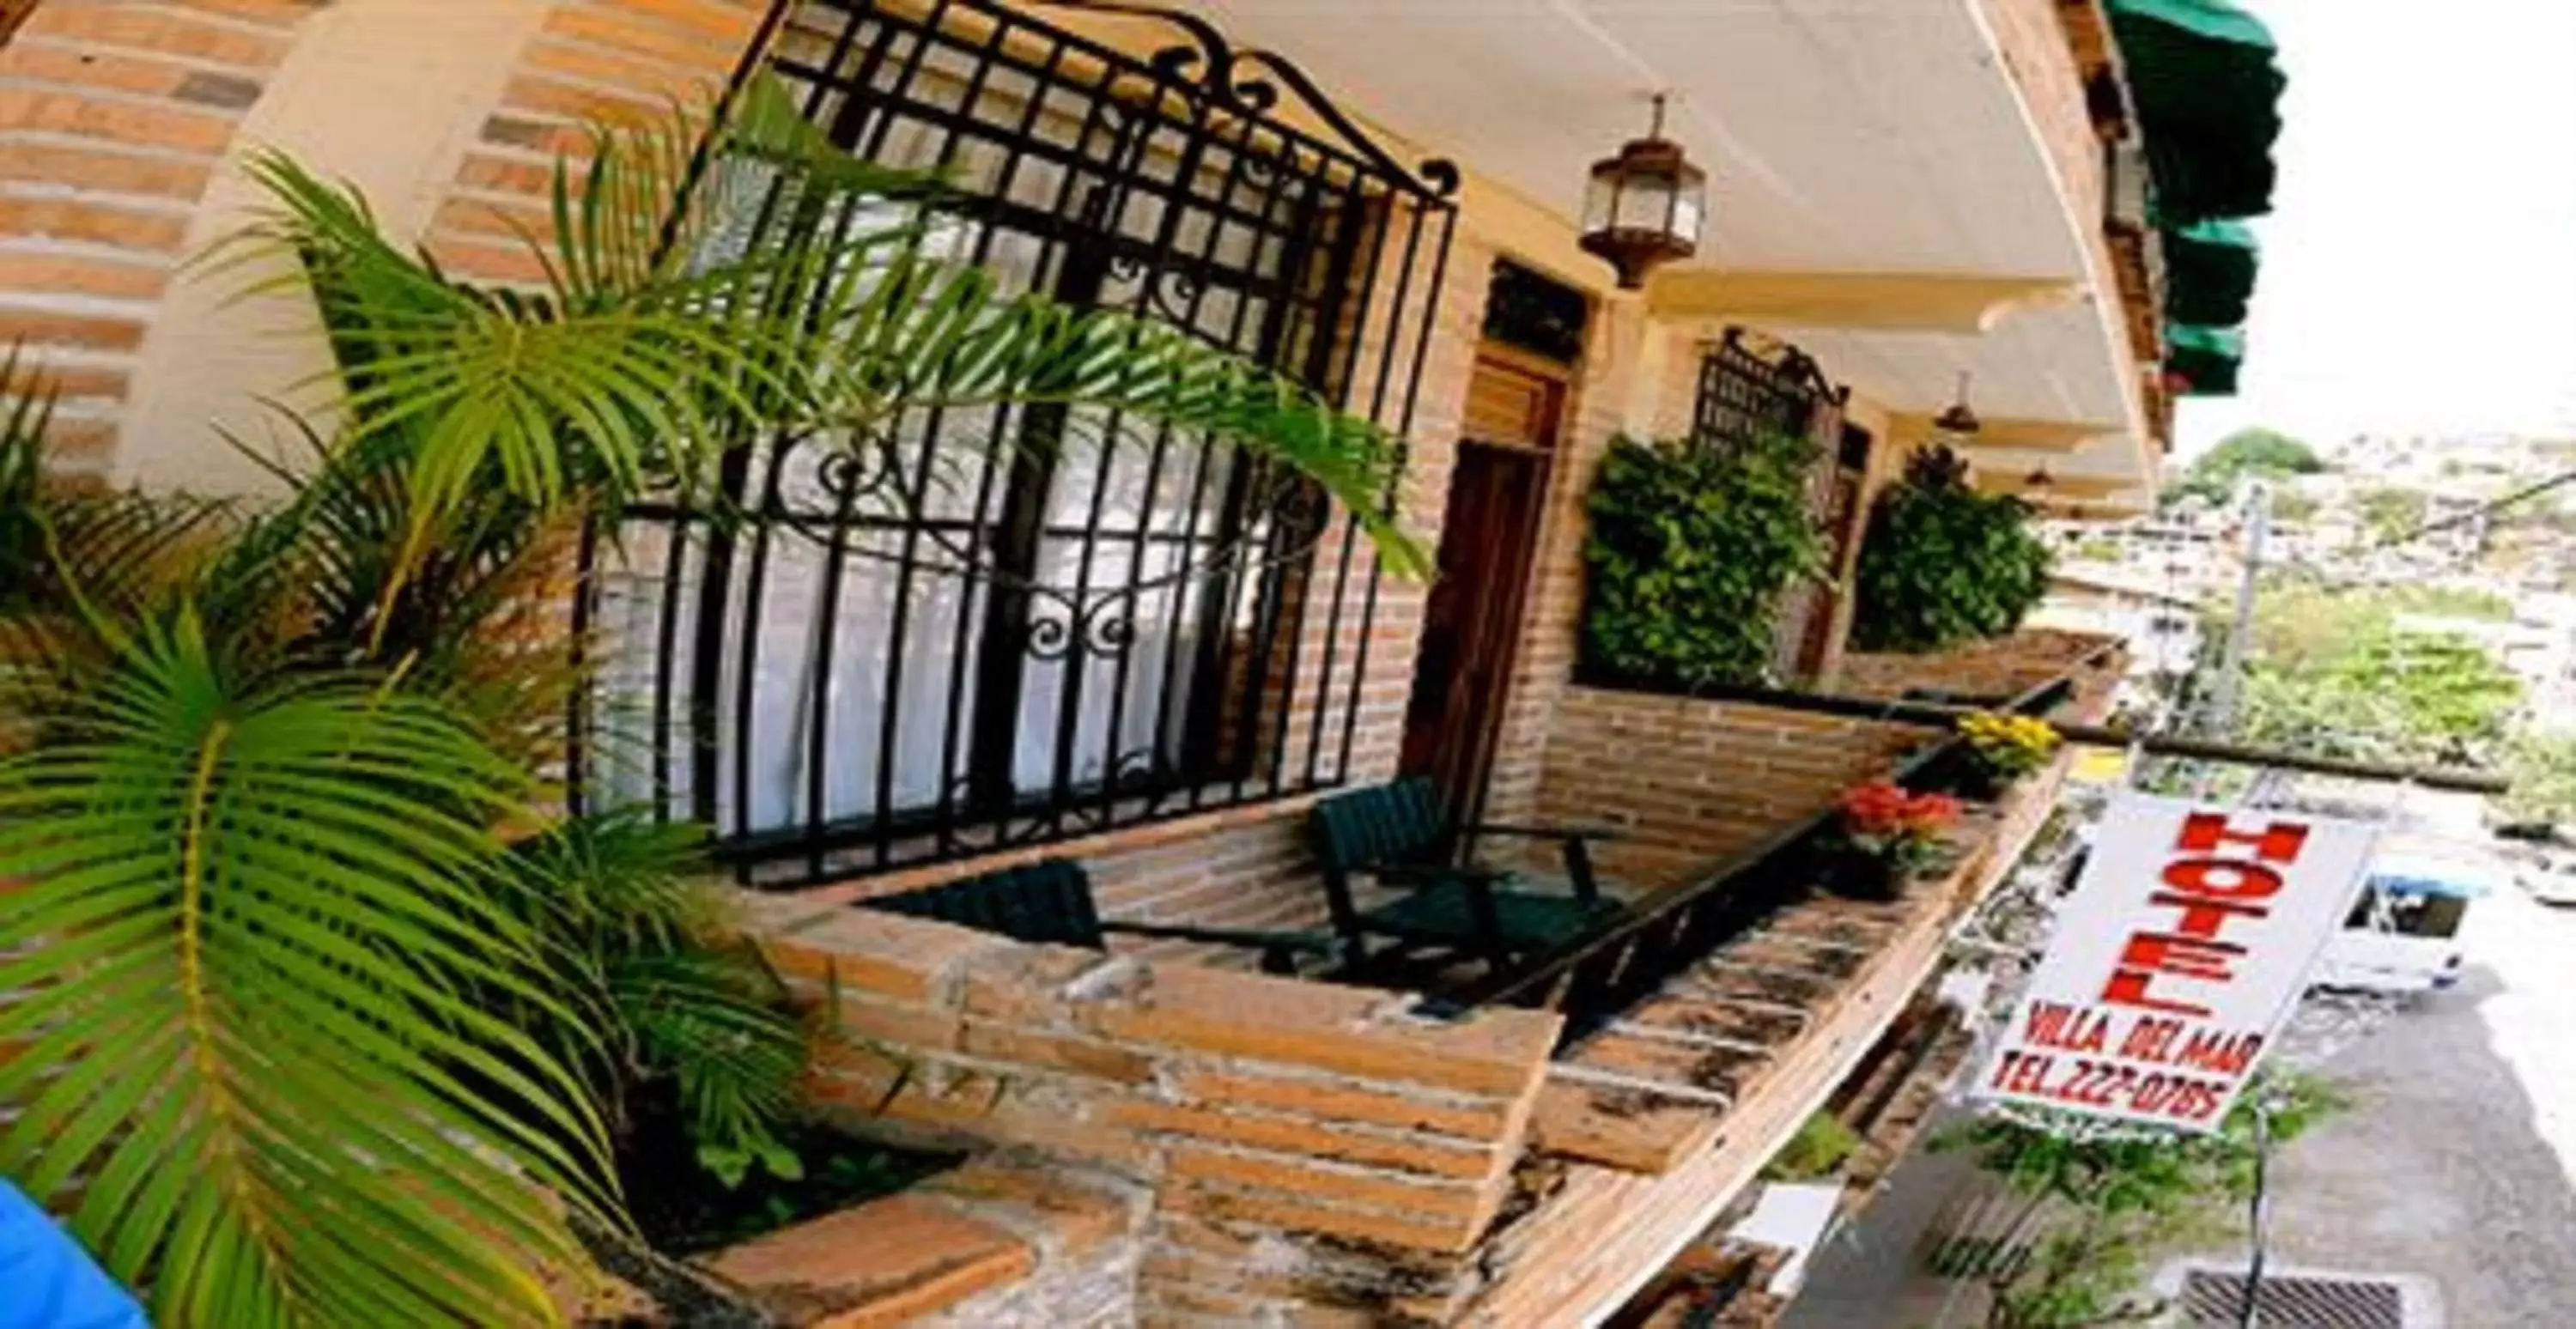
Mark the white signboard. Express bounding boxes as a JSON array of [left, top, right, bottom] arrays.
[[1973, 793, 2379, 1132]]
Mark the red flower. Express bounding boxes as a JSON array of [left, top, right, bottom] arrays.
[[1838, 781, 1959, 839]]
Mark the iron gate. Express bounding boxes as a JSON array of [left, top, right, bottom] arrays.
[[585, 0, 1459, 884], [1691, 326, 1844, 459], [1690, 326, 1854, 678]]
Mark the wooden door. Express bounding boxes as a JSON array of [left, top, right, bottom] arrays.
[[1400, 350, 1561, 821]]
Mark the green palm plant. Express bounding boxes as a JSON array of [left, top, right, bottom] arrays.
[[0, 72, 1428, 1327]]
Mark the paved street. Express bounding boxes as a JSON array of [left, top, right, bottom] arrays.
[[1788, 855, 2576, 1327], [2223, 884, 2576, 1326]]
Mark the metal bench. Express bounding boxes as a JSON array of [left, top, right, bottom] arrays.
[[857, 859, 1341, 975], [1309, 776, 1623, 970]]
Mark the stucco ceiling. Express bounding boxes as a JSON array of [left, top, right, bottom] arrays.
[[1167, 0, 2149, 478]]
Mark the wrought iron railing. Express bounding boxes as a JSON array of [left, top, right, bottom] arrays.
[[1690, 327, 1845, 458], [578, 0, 1458, 886], [1419, 643, 2120, 1049]]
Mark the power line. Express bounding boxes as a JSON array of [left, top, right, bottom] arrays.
[[2366, 465, 2576, 552]]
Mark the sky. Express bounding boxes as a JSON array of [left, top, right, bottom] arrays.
[[2173, 0, 2576, 460]]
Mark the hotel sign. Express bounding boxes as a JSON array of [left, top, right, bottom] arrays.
[[1974, 794, 2378, 1132]]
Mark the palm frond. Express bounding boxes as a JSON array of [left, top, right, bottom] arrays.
[[503, 810, 805, 1181], [0, 610, 618, 1328], [611, 950, 808, 1180]]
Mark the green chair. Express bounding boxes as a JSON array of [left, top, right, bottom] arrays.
[[1308, 777, 1624, 970], [857, 859, 1342, 975]]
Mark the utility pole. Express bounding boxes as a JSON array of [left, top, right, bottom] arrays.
[[2204, 479, 2273, 739]]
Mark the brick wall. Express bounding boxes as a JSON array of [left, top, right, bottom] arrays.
[[0, 0, 315, 474], [1840, 626, 2121, 704], [744, 897, 1565, 1322], [699, 1156, 1145, 1327], [423, 0, 768, 285], [1478, 289, 1644, 829], [1533, 689, 1933, 889], [0, 0, 772, 477]]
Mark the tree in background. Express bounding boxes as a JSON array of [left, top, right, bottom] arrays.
[[2354, 487, 2429, 544], [1850, 446, 2053, 653], [2502, 731, 2576, 828], [2228, 575, 2524, 764], [1934, 1077, 2344, 1329], [2166, 427, 2324, 509]]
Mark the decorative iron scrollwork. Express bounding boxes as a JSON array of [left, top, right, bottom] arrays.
[[1024, 0, 1461, 199]]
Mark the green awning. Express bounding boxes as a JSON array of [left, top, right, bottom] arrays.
[[2110, 0, 2286, 224], [2166, 323, 2245, 397], [2163, 219, 2259, 325]]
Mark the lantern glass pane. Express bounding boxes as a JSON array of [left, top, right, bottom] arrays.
[[1583, 171, 1618, 232], [1672, 187, 1704, 246], [1614, 170, 1673, 230]]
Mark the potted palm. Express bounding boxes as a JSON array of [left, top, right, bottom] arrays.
[[1824, 780, 1961, 901], [0, 76, 1429, 1328], [1956, 711, 2062, 800]]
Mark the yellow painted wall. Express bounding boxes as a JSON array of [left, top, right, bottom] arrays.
[[116, 0, 558, 493]]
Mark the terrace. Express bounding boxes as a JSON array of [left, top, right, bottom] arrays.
[[727, 628, 2125, 1323]]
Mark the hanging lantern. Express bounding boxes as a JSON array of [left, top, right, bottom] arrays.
[[1935, 371, 1982, 438], [1579, 94, 1706, 290]]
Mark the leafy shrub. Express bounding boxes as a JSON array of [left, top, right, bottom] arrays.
[[1581, 432, 1826, 689], [1763, 1111, 1862, 1181], [1851, 446, 2051, 653]]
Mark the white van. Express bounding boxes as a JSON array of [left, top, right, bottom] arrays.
[[2310, 853, 2501, 996]]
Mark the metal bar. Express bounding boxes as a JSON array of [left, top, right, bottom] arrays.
[[1336, 199, 1456, 783], [599, 0, 1456, 883], [1576, 674, 2510, 794], [1420, 654, 2096, 1028]]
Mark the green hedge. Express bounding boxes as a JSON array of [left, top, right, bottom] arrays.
[[1851, 446, 2052, 653], [1581, 432, 1826, 689]]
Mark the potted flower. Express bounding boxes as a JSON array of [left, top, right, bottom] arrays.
[[1955, 711, 2061, 800], [1825, 780, 1962, 901]]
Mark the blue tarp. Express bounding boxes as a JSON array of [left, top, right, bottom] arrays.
[[2366, 854, 2501, 900], [0, 1182, 148, 1329]]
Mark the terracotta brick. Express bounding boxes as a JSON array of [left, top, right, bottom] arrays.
[[544, 4, 750, 77], [1139, 1247, 1314, 1301], [0, 141, 210, 202], [1171, 1068, 1513, 1141], [7, 360, 127, 402], [1165, 1179, 1479, 1254], [0, 90, 234, 155], [702, 1194, 1036, 1328], [958, 1021, 1156, 1083], [825, 993, 963, 1052], [520, 34, 706, 102], [580, 0, 765, 46], [424, 237, 553, 288], [164, 0, 321, 28], [18, 6, 289, 69], [1109, 1101, 1498, 1181], [918, 1159, 1133, 1257], [1151, 1212, 1262, 1262], [1082, 962, 1558, 1097], [956, 943, 1115, 1023], [0, 42, 194, 99], [499, 73, 667, 130], [477, 113, 590, 156], [0, 250, 168, 302], [758, 908, 1010, 1003], [428, 195, 550, 244], [1163, 1144, 1490, 1222], [0, 197, 190, 252], [0, 308, 145, 352], [453, 150, 562, 198], [43, 417, 113, 465]]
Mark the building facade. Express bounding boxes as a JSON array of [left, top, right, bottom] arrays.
[[0, 1, 2240, 1323]]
